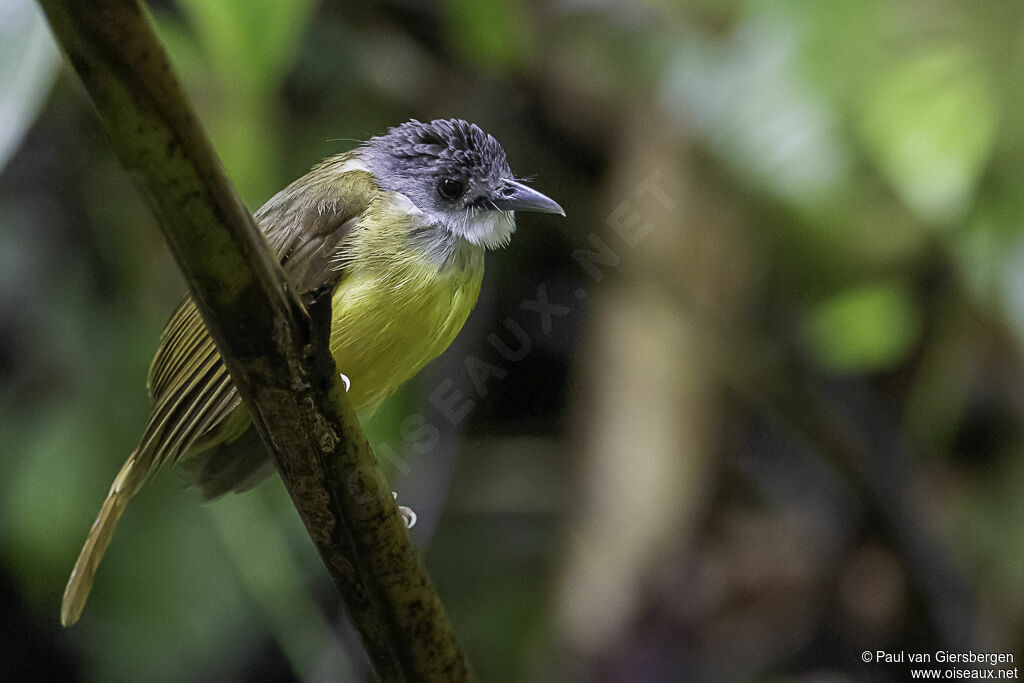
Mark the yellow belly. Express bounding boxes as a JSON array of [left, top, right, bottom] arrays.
[[328, 254, 484, 419]]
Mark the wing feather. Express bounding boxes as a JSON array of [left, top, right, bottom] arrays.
[[138, 159, 377, 479], [62, 157, 378, 626]]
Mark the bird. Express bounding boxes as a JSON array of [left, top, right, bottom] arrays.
[[61, 118, 564, 626]]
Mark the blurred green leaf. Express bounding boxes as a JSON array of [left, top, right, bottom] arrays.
[[662, 18, 850, 207], [0, 0, 60, 172], [806, 283, 921, 373], [781, 0, 886, 107], [208, 488, 349, 678], [155, 0, 318, 205], [92, 483, 255, 683], [177, 0, 317, 93], [2, 403, 105, 594], [442, 0, 531, 73], [151, 17, 208, 87], [860, 46, 998, 225], [954, 182, 1024, 344]]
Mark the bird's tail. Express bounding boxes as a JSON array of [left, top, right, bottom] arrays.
[[61, 454, 141, 627]]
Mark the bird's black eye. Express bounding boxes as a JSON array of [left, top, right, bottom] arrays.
[[437, 178, 466, 201]]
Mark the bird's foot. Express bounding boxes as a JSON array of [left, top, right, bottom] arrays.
[[393, 491, 417, 529]]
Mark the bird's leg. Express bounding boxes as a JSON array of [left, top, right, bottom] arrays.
[[393, 491, 417, 528]]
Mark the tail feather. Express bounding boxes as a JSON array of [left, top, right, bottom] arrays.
[[61, 455, 141, 627]]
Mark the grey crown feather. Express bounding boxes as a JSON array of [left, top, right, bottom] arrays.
[[363, 118, 512, 185]]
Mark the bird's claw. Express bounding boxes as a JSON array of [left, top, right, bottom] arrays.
[[339, 373, 351, 392], [393, 491, 417, 529]]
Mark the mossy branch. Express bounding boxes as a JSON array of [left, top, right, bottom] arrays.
[[38, 0, 473, 679]]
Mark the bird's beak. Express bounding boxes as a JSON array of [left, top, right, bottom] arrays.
[[492, 179, 565, 216]]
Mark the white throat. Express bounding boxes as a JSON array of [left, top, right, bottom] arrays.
[[393, 191, 517, 261], [451, 208, 517, 250]]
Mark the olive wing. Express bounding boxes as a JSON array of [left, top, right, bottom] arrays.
[[140, 161, 377, 479]]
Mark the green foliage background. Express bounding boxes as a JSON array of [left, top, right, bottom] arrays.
[[3, 0, 1024, 680]]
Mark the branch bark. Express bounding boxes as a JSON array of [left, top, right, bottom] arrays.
[[39, 1, 473, 679]]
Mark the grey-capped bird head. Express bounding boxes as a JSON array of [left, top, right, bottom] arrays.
[[360, 118, 564, 250]]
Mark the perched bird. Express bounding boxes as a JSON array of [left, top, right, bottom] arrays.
[[61, 118, 564, 626]]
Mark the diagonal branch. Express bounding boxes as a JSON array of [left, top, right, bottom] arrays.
[[38, 0, 473, 679]]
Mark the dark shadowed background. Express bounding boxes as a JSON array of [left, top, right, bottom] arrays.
[[2, 0, 1024, 681]]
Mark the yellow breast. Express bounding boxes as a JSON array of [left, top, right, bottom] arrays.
[[328, 201, 485, 418]]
